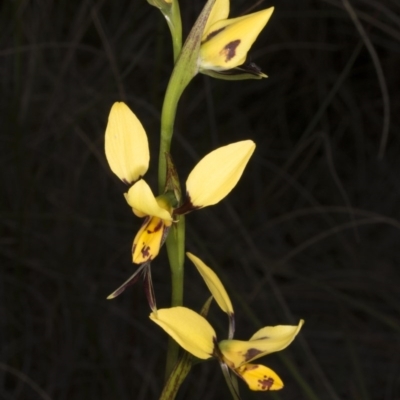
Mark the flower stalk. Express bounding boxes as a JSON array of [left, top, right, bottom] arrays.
[[147, 0, 183, 61], [158, 0, 216, 191], [158, 0, 216, 378]]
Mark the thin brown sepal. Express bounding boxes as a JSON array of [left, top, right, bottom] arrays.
[[143, 265, 157, 312], [202, 62, 267, 81], [106, 262, 149, 299], [164, 152, 182, 203]]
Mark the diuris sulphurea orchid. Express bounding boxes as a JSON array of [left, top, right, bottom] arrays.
[[150, 253, 304, 394], [151, 307, 303, 393], [104, 102, 255, 295], [199, 0, 274, 79]]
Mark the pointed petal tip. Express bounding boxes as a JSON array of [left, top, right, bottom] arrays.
[[106, 285, 128, 299]]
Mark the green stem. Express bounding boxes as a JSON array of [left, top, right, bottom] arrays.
[[157, 0, 216, 384], [164, 216, 185, 380], [167, 216, 185, 306], [158, 0, 216, 192], [165, 0, 182, 62], [151, 0, 182, 62], [158, 77, 181, 193], [157, 34, 187, 382]]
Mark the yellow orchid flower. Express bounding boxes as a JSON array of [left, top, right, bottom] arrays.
[[105, 102, 172, 265], [151, 256, 303, 392], [105, 102, 256, 265], [150, 306, 303, 392], [199, 0, 274, 78]]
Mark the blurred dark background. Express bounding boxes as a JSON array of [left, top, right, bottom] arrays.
[[1, 0, 400, 399]]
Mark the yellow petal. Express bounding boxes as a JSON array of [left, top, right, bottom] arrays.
[[150, 307, 216, 360], [236, 363, 283, 391], [249, 320, 304, 343], [219, 320, 304, 367], [132, 216, 169, 263], [186, 252, 233, 314], [202, 0, 229, 40], [105, 102, 149, 184], [200, 7, 274, 71], [186, 140, 255, 208], [124, 180, 173, 221]]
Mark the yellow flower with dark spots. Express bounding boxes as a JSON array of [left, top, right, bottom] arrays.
[[105, 102, 256, 265], [150, 254, 304, 393], [199, 0, 274, 78], [151, 306, 303, 392]]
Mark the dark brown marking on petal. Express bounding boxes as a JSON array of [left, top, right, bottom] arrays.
[[146, 219, 164, 234], [203, 27, 226, 43], [244, 364, 258, 371], [154, 219, 164, 232], [258, 376, 274, 390], [141, 244, 151, 258], [124, 175, 144, 187], [220, 39, 241, 62], [244, 348, 262, 362], [173, 194, 201, 215]]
